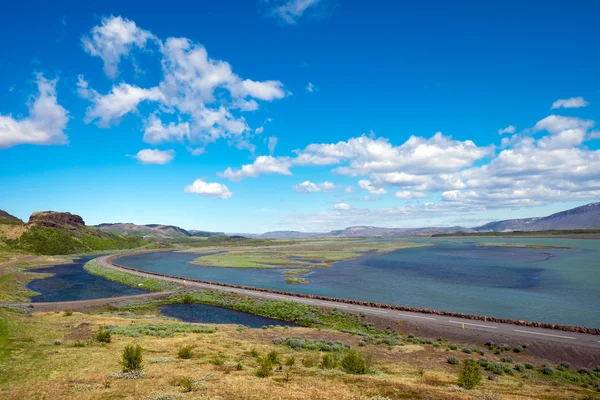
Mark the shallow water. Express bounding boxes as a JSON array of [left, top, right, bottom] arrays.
[[117, 238, 600, 327], [158, 303, 298, 328], [27, 256, 149, 302]]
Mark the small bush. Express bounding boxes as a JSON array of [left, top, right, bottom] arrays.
[[558, 362, 571, 371], [501, 357, 513, 363], [266, 351, 280, 365], [54, 340, 62, 345], [321, 353, 340, 369], [522, 343, 529, 348], [73, 341, 87, 348], [525, 363, 535, 369], [449, 344, 458, 350], [302, 357, 317, 368], [121, 344, 143, 372], [513, 346, 523, 353], [515, 364, 525, 372], [447, 357, 460, 365], [542, 367, 554, 375], [182, 293, 195, 304], [462, 347, 473, 354], [63, 310, 73, 317], [177, 345, 195, 359], [209, 352, 226, 366], [458, 359, 482, 390], [340, 349, 370, 375], [95, 328, 112, 343], [255, 359, 274, 378]]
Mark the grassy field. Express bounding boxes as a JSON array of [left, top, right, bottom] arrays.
[[0, 254, 68, 302], [0, 304, 597, 399], [190, 240, 427, 270]]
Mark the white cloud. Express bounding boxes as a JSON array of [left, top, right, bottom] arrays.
[[533, 115, 594, 149], [334, 202, 351, 210], [143, 114, 190, 144], [0, 74, 68, 149], [344, 186, 353, 194], [293, 180, 320, 193], [395, 191, 428, 199], [498, 125, 516, 135], [81, 16, 155, 78], [293, 180, 337, 193], [79, 17, 289, 151], [133, 148, 174, 164], [184, 178, 232, 199], [305, 82, 316, 93], [78, 76, 164, 127], [267, 136, 278, 154], [218, 156, 292, 181], [255, 126, 264, 134], [267, 0, 322, 24], [358, 179, 387, 195], [551, 97, 589, 109]]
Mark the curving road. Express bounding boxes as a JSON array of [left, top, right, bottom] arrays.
[[93, 255, 600, 349]]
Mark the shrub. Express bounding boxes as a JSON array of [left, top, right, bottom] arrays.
[[73, 341, 87, 348], [462, 347, 473, 354], [449, 344, 458, 350], [302, 357, 317, 368], [515, 364, 525, 372], [513, 346, 523, 353], [255, 359, 274, 378], [558, 362, 571, 371], [457, 359, 482, 390], [95, 328, 112, 343], [182, 293, 195, 304], [522, 343, 529, 348], [209, 352, 226, 366], [277, 337, 349, 352], [266, 351, 280, 365], [121, 344, 143, 372], [501, 357, 513, 363], [542, 367, 554, 375], [447, 357, 460, 365], [321, 353, 340, 369], [63, 310, 73, 317], [177, 345, 195, 360], [340, 349, 370, 375], [284, 356, 296, 381], [525, 363, 535, 369]]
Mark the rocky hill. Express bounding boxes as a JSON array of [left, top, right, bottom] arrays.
[[2, 211, 147, 255], [0, 210, 24, 225], [96, 223, 224, 240]]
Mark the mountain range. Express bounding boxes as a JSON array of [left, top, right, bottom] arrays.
[[95, 223, 224, 240]]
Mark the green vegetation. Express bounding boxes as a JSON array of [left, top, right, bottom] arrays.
[[107, 322, 215, 337], [121, 344, 144, 372], [84, 259, 183, 292], [177, 344, 195, 359], [458, 359, 482, 389], [285, 277, 308, 284], [340, 349, 371, 374], [274, 337, 349, 352], [94, 327, 112, 343], [6, 226, 147, 255]]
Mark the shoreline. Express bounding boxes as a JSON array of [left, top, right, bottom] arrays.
[[107, 250, 600, 335]]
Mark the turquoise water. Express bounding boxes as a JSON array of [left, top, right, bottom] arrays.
[[117, 238, 600, 328]]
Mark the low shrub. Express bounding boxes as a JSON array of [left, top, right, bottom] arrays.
[[321, 353, 340, 369], [542, 367, 554, 375], [458, 359, 482, 390], [177, 345, 195, 360], [525, 363, 535, 369], [340, 349, 370, 375], [255, 359, 274, 378], [500, 357, 513, 363], [108, 323, 214, 337], [558, 362, 571, 371], [302, 357, 317, 368], [266, 351, 280, 365], [209, 352, 226, 366], [449, 344, 458, 350], [447, 357, 460, 365], [276, 337, 349, 352], [121, 344, 143, 372], [63, 310, 73, 317], [513, 346, 523, 353], [462, 347, 473, 354], [95, 328, 112, 343], [515, 364, 525, 372]]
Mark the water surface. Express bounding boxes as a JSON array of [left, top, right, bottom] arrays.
[[158, 303, 298, 328], [117, 238, 600, 327]]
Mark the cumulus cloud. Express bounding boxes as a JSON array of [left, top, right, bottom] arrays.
[[218, 156, 292, 181], [0, 74, 68, 149], [79, 17, 289, 151], [498, 125, 516, 135], [358, 179, 387, 195], [132, 148, 174, 164], [184, 178, 232, 199], [293, 180, 337, 193], [266, 0, 322, 24], [551, 97, 589, 109], [305, 82, 316, 92], [334, 202, 351, 210], [81, 16, 155, 78], [395, 191, 428, 199]]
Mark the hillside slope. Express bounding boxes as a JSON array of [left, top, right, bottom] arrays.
[[0, 210, 24, 225], [2, 211, 147, 255], [96, 223, 224, 240]]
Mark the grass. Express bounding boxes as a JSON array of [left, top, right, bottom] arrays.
[[285, 277, 308, 284], [0, 308, 595, 399], [84, 259, 183, 292], [107, 322, 215, 337], [190, 239, 427, 270]]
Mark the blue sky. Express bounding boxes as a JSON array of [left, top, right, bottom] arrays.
[[1, 0, 599, 232]]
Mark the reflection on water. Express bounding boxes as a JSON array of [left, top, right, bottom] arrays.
[[158, 303, 298, 328], [118, 238, 600, 327], [28, 256, 148, 302]]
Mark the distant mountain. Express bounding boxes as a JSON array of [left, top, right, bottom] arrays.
[[242, 231, 326, 239], [329, 226, 474, 237], [474, 202, 600, 232], [0, 210, 24, 225], [96, 223, 224, 240]]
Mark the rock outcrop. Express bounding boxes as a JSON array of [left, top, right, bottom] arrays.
[[0, 210, 24, 225], [26, 211, 85, 233]]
